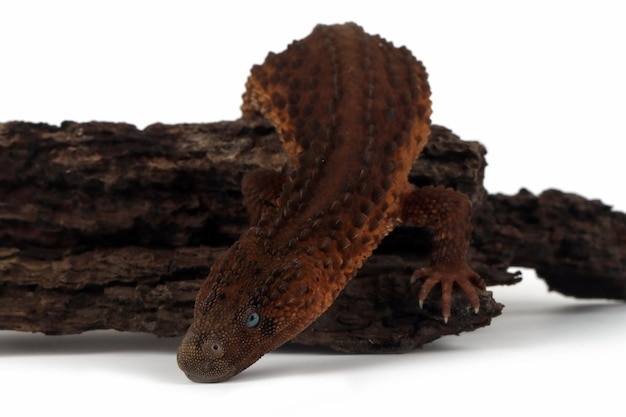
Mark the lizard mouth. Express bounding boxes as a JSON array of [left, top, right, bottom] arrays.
[[177, 330, 264, 383], [178, 327, 299, 383], [178, 350, 262, 383], [176, 346, 238, 383], [183, 368, 236, 383]]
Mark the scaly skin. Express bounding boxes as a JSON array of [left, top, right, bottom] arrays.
[[177, 23, 484, 383]]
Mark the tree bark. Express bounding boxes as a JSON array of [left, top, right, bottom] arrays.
[[0, 119, 623, 353]]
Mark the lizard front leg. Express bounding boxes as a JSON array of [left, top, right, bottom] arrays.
[[400, 185, 485, 322], [241, 169, 288, 226]]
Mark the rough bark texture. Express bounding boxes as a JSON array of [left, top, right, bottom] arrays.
[[0, 119, 624, 353]]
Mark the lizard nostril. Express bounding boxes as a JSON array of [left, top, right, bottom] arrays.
[[206, 338, 224, 358]]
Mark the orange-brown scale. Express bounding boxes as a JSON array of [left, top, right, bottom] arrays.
[[177, 23, 482, 383]]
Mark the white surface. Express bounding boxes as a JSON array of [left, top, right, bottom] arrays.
[[1, 273, 624, 416], [1, 1, 625, 416]]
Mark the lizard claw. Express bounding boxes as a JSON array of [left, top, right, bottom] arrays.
[[411, 264, 485, 322]]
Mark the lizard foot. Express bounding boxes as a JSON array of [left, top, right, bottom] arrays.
[[411, 264, 486, 323]]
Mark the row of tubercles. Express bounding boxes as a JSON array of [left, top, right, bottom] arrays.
[[294, 29, 389, 284], [275, 27, 344, 249], [253, 28, 342, 262]]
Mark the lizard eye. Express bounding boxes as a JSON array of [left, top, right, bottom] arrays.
[[246, 312, 260, 328]]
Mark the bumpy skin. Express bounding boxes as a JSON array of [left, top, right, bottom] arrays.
[[177, 23, 484, 383]]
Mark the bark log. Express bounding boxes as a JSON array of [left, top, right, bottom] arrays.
[[0, 119, 623, 353]]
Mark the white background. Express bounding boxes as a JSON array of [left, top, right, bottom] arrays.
[[1, 1, 624, 416]]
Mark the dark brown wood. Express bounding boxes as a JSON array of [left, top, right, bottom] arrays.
[[480, 189, 626, 300], [0, 119, 623, 352]]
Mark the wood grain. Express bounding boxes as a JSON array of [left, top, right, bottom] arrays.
[[0, 118, 623, 352]]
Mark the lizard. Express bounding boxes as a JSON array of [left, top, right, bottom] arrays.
[[177, 22, 485, 383]]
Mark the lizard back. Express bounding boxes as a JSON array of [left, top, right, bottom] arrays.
[[242, 22, 432, 288]]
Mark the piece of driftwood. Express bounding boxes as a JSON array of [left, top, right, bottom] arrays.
[[0, 119, 624, 353]]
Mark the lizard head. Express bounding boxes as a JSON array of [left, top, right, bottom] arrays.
[[177, 235, 325, 383]]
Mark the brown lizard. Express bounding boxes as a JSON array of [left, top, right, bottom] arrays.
[[177, 22, 485, 382]]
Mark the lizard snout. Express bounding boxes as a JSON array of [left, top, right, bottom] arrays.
[[177, 329, 234, 383]]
